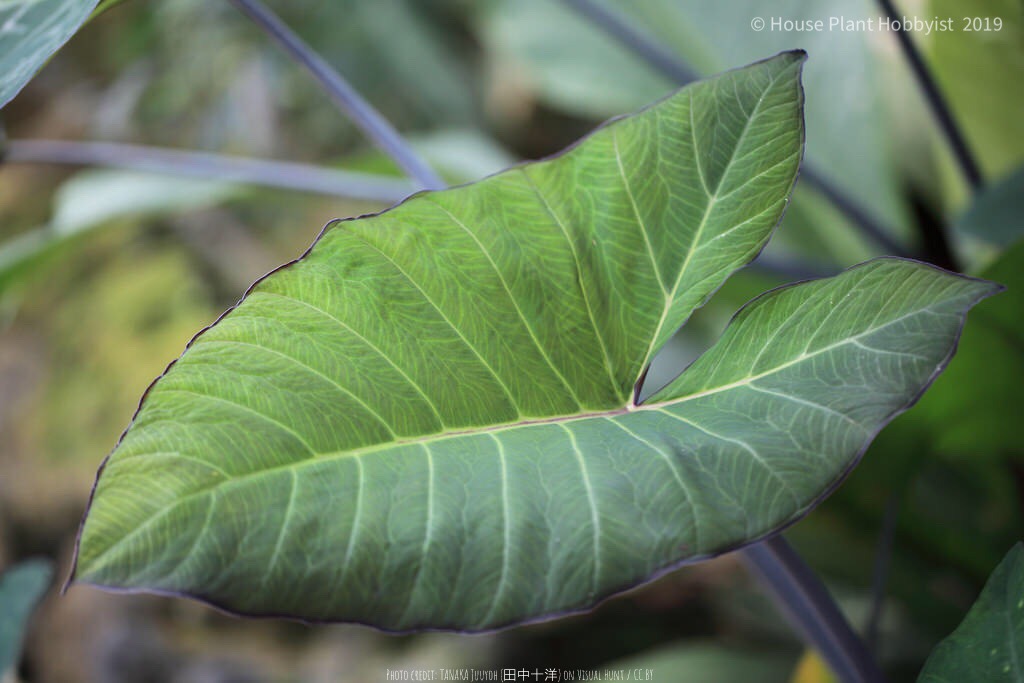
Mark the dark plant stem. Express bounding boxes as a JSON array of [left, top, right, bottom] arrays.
[[228, 0, 446, 191], [224, 1, 826, 283], [2, 140, 414, 203], [875, 0, 982, 190], [865, 494, 899, 653], [743, 535, 887, 683], [1011, 462, 1024, 526], [907, 185, 959, 271], [754, 254, 837, 281], [800, 173, 907, 256], [560, 0, 911, 258]]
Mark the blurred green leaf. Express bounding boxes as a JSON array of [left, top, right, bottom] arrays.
[[797, 445, 1014, 633], [481, 0, 671, 117], [0, 170, 237, 294], [0, 0, 99, 109], [928, 0, 1024, 180], [954, 166, 1024, 247], [0, 559, 54, 676], [918, 543, 1024, 682], [413, 129, 517, 184], [49, 170, 237, 236], [0, 228, 51, 290]]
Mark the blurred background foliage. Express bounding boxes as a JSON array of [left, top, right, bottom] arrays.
[[0, 0, 1022, 681]]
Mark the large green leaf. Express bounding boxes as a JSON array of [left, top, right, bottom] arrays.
[[0, 0, 99, 109], [918, 543, 1024, 682], [0, 170, 238, 295], [0, 559, 54, 675], [72, 53, 995, 631]]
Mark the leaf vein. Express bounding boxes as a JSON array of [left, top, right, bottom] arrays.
[[196, 339, 397, 439], [519, 168, 621, 399], [559, 423, 601, 596], [480, 433, 511, 626], [426, 199, 585, 408], [342, 229, 523, 416], [256, 291, 447, 429]]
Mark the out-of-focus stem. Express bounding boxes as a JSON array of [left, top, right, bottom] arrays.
[[865, 494, 900, 652], [2, 139, 415, 203], [742, 535, 887, 683], [559, 0, 698, 84], [875, 0, 982, 190], [229, 0, 446, 191]]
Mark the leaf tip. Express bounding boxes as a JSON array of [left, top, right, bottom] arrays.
[[981, 278, 1008, 298], [955, 274, 1005, 310]]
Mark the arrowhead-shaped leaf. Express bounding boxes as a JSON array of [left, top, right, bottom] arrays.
[[918, 543, 1024, 682], [72, 52, 997, 631], [0, 0, 99, 110]]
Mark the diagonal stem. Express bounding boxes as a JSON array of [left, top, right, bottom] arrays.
[[875, 0, 982, 190], [1, 139, 415, 204], [228, 0, 446, 191], [559, 0, 698, 84], [754, 253, 836, 281], [799, 173, 907, 257], [742, 535, 887, 683], [225, 0, 824, 280], [559, 0, 911, 258]]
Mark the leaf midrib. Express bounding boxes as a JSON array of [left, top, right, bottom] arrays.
[[123, 303, 933, 483], [86, 306, 928, 577], [633, 70, 780, 380]]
